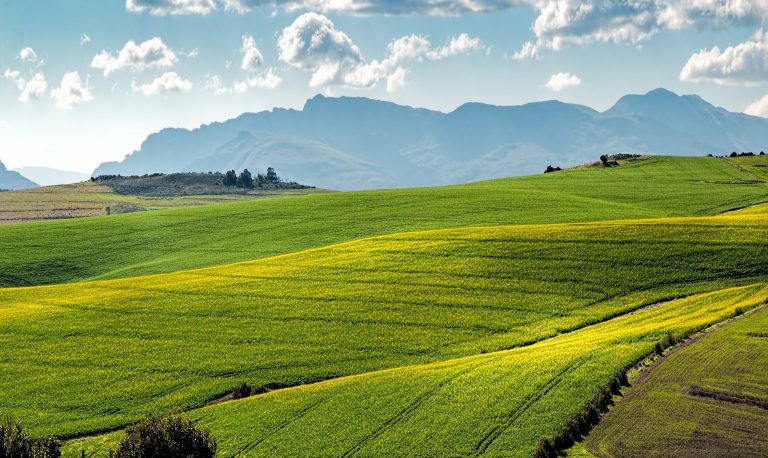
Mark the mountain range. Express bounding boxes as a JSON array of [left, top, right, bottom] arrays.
[[0, 160, 38, 190], [94, 88, 768, 190], [12, 167, 90, 187]]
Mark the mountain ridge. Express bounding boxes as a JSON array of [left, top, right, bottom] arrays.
[[0, 160, 38, 190], [94, 89, 768, 190]]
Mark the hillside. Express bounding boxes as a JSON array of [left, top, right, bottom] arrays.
[[0, 156, 766, 287], [1, 210, 766, 443], [0, 179, 322, 226], [0, 159, 37, 190], [93, 89, 768, 189], [582, 306, 768, 457]]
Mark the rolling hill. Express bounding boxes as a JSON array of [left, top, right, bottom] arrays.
[[93, 89, 768, 189], [0, 159, 37, 190], [1, 156, 767, 288], [1, 210, 766, 442]]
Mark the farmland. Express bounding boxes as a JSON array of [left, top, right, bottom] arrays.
[[0, 155, 766, 457], [581, 306, 768, 457], [0, 180, 322, 225], [63, 284, 768, 457], [0, 209, 765, 440], [1, 156, 767, 287]]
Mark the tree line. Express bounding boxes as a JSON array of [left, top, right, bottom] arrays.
[[223, 167, 280, 188]]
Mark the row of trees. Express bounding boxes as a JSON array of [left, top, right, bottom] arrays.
[[223, 167, 280, 188]]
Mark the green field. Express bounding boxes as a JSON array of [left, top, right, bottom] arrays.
[[0, 210, 766, 440], [1, 155, 767, 457], [1, 156, 766, 287], [582, 306, 768, 457], [0, 180, 323, 226], [64, 284, 768, 457]]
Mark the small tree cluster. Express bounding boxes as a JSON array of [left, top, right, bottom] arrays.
[[108, 413, 216, 458], [544, 165, 562, 173], [0, 416, 60, 458], [222, 167, 281, 188], [730, 151, 762, 157]]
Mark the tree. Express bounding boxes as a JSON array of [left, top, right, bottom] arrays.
[[0, 416, 60, 458], [237, 169, 253, 188], [599, 154, 608, 164], [266, 167, 279, 183], [108, 413, 216, 458], [223, 170, 237, 186]]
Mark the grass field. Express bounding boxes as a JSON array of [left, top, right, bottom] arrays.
[[582, 306, 768, 457], [725, 154, 768, 181], [0, 181, 323, 226], [63, 283, 768, 457], [0, 210, 766, 442], [1, 156, 766, 287]]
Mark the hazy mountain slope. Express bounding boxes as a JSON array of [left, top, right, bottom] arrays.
[[0, 160, 38, 190], [93, 89, 768, 189], [12, 167, 89, 186]]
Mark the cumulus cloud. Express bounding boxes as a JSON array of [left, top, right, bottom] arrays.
[[19, 47, 39, 64], [4, 69, 48, 102], [91, 37, 178, 76], [278, 13, 483, 89], [679, 30, 768, 85], [745, 94, 768, 117], [51, 71, 93, 109], [222, 0, 532, 15], [241, 35, 264, 71], [386, 67, 408, 92], [233, 68, 283, 92], [126, 0, 216, 15], [545, 72, 582, 92], [80, 34, 91, 46], [133, 71, 193, 96], [513, 1, 768, 59], [19, 73, 48, 102], [205, 74, 230, 95]]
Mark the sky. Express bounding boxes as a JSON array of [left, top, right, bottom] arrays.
[[1, 0, 767, 174]]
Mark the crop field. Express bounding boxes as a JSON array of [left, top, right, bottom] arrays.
[[0, 210, 765, 442], [0, 156, 766, 287], [726, 154, 768, 181], [63, 284, 768, 457], [0, 181, 322, 226], [582, 306, 768, 457]]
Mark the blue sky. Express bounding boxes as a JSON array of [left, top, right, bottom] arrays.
[[1, 0, 767, 173]]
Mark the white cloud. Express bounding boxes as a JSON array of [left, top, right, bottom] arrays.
[[205, 74, 230, 95], [386, 67, 408, 92], [80, 33, 91, 46], [745, 94, 768, 117], [278, 13, 483, 89], [133, 71, 193, 96], [0, 120, 8, 128], [241, 35, 264, 71], [19, 73, 48, 102], [234, 68, 283, 92], [222, 0, 532, 15], [126, 0, 216, 15], [187, 48, 200, 59], [679, 30, 768, 85], [4, 69, 24, 90], [91, 37, 178, 76], [513, 1, 768, 59], [51, 71, 93, 109], [5, 69, 47, 102], [428, 33, 485, 59], [545, 72, 582, 92], [19, 47, 39, 64]]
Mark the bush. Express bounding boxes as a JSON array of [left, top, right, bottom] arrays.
[[232, 382, 252, 400], [0, 416, 60, 458], [108, 413, 216, 458]]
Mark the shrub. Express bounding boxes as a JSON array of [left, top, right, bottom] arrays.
[[0, 416, 60, 458], [108, 413, 216, 458], [232, 382, 252, 400]]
